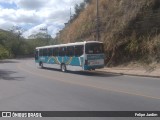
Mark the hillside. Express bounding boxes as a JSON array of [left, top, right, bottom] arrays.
[[58, 0, 160, 65]]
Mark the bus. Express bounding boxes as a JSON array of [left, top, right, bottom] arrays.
[[35, 41, 105, 72]]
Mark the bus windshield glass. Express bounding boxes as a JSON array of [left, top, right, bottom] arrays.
[[85, 43, 104, 54]]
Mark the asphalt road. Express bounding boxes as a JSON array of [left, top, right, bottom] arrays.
[[0, 58, 160, 120]]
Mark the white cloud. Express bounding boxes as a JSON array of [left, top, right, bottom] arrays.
[[0, 19, 14, 30], [23, 24, 46, 38], [0, 0, 15, 4], [16, 0, 47, 10], [0, 0, 84, 38], [0, 8, 41, 24]]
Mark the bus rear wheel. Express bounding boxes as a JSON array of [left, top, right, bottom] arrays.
[[61, 64, 66, 72], [39, 62, 43, 69]]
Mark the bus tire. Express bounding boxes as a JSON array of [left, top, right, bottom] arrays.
[[61, 64, 66, 72], [39, 62, 43, 69]]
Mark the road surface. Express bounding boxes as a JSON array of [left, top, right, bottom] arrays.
[[0, 58, 160, 120]]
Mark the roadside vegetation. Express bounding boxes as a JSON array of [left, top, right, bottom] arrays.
[[0, 29, 54, 59]]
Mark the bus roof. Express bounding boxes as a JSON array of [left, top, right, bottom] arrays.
[[36, 41, 103, 49]]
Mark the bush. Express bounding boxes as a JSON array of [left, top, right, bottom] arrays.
[[0, 45, 9, 59]]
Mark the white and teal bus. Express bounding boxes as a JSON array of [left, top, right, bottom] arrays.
[[35, 41, 105, 72]]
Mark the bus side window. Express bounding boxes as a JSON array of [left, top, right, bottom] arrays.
[[66, 46, 74, 57], [75, 45, 83, 57], [53, 47, 58, 56], [39, 49, 43, 56], [43, 49, 48, 56], [48, 48, 52, 56], [59, 47, 66, 57]]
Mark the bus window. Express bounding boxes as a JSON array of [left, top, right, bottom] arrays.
[[59, 47, 66, 56], [53, 47, 58, 56], [39, 49, 43, 56], [66, 46, 74, 57], [43, 48, 48, 56], [48, 48, 52, 56], [85, 43, 104, 54], [75, 45, 84, 57]]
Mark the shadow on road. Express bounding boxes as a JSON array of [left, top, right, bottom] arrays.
[[68, 71, 122, 77], [0, 69, 24, 81], [42, 67, 122, 77]]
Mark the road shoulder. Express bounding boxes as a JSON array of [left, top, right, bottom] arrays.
[[97, 65, 160, 78]]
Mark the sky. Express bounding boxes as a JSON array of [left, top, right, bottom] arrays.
[[0, 0, 83, 38]]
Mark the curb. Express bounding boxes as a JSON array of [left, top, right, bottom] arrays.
[[96, 70, 160, 78]]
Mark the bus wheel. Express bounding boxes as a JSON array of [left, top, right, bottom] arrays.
[[39, 62, 43, 69], [61, 64, 66, 72]]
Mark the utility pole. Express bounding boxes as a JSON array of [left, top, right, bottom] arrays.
[[40, 27, 48, 34], [96, 0, 100, 41], [70, 7, 72, 24], [40, 27, 50, 44], [40, 27, 48, 39], [69, 6, 72, 42], [69, 0, 72, 24], [11, 26, 22, 40]]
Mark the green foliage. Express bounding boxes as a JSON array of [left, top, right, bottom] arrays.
[[26, 37, 56, 55], [0, 29, 55, 59], [0, 44, 9, 59]]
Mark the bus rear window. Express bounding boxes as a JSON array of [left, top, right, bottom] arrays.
[[85, 43, 104, 54]]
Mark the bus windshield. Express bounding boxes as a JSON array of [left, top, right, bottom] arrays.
[[85, 43, 104, 54]]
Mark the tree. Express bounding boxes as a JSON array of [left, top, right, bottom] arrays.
[[0, 45, 9, 59], [71, 2, 86, 22]]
